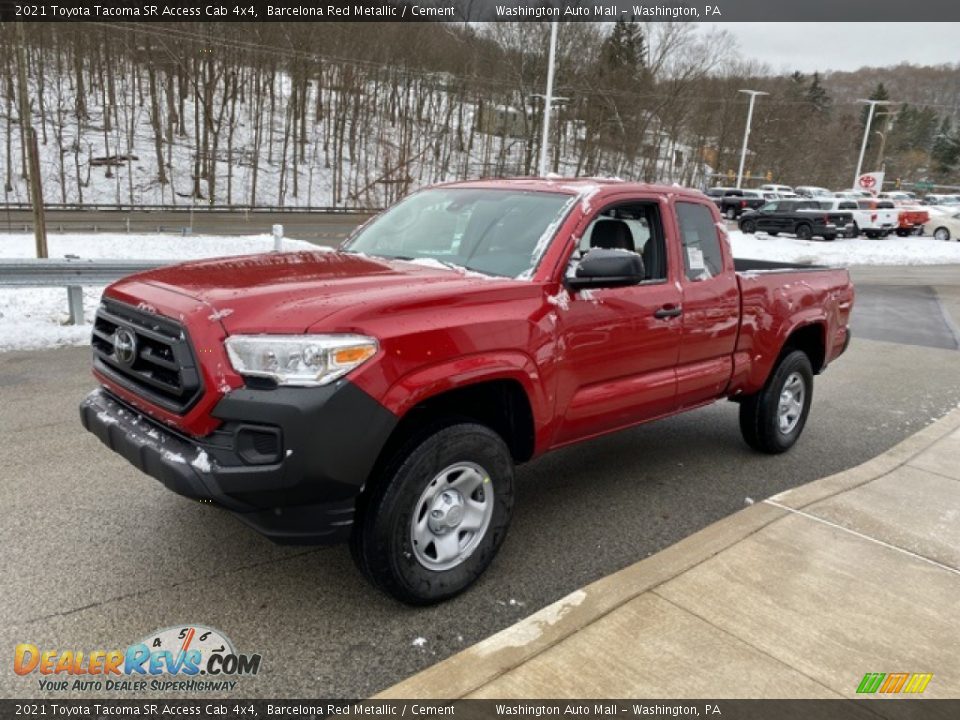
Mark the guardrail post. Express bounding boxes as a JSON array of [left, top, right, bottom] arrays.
[[273, 224, 284, 252], [67, 286, 84, 325]]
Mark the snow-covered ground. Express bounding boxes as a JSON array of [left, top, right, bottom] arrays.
[[0, 233, 315, 352], [4, 227, 960, 352], [727, 229, 960, 266]]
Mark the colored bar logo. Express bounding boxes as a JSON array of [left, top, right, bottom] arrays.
[[857, 672, 933, 694]]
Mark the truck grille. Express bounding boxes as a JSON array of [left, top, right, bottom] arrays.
[[91, 299, 203, 414]]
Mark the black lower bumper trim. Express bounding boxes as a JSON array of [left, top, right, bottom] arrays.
[[80, 382, 397, 545]]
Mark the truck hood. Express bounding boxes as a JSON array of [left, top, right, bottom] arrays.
[[127, 250, 520, 333]]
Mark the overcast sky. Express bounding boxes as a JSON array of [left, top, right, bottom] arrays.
[[704, 23, 960, 73]]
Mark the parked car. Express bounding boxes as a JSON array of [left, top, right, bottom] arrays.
[[923, 194, 960, 207], [833, 190, 865, 201], [815, 199, 896, 238], [705, 187, 766, 219], [739, 198, 855, 241], [795, 186, 833, 199], [927, 209, 960, 241], [78, 178, 855, 604], [877, 191, 915, 205], [894, 206, 930, 236], [759, 183, 794, 195]]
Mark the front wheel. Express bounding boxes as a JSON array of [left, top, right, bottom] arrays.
[[739, 350, 814, 454], [934, 226, 951, 241], [350, 423, 514, 605], [896, 228, 910, 237], [741, 219, 756, 234]]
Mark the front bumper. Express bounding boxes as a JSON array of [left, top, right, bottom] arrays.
[[80, 382, 397, 544]]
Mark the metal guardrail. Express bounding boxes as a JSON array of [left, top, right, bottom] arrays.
[[0, 203, 381, 213], [0, 258, 167, 325]]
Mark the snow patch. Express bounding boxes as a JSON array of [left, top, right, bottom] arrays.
[[411, 637, 427, 648], [475, 589, 587, 655], [191, 450, 212, 473], [162, 450, 186, 465], [729, 229, 960, 266], [546, 289, 570, 312], [208, 309, 234, 321]]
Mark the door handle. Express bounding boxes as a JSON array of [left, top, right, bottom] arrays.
[[654, 304, 683, 319]]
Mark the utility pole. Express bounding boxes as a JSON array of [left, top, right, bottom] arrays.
[[854, 99, 893, 190], [736, 90, 767, 189], [538, 20, 558, 178], [16, 23, 47, 257]]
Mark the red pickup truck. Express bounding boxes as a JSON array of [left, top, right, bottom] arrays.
[[80, 179, 854, 604]]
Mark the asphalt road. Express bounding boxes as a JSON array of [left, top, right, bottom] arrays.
[[2, 266, 960, 699]]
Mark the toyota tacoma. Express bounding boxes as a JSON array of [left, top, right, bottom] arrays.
[[80, 179, 854, 604]]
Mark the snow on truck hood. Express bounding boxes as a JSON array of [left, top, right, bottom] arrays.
[[125, 250, 520, 334]]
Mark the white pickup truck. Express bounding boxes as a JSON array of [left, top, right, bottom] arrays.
[[817, 198, 897, 238]]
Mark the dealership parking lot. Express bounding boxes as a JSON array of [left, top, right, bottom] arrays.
[[2, 265, 960, 698]]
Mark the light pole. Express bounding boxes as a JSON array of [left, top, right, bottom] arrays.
[[538, 19, 559, 178], [736, 90, 767, 189], [853, 99, 893, 188]]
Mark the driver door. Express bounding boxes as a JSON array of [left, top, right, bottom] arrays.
[[550, 197, 682, 447]]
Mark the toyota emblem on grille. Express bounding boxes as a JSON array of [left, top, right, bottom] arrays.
[[112, 327, 137, 366]]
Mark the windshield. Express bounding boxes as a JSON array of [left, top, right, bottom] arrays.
[[343, 188, 575, 278]]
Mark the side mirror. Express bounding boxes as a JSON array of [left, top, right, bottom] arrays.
[[565, 248, 645, 292]]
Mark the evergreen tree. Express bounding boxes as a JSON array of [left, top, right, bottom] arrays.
[[931, 117, 959, 177], [805, 73, 830, 113], [599, 18, 649, 83]]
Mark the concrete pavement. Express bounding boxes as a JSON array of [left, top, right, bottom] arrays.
[[379, 406, 960, 699]]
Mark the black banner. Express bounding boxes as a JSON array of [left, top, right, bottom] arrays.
[[2, 0, 960, 22], [1, 700, 959, 720]]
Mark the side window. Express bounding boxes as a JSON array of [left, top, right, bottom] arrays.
[[574, 202, 667, 282], [676, 202, 724, 282]]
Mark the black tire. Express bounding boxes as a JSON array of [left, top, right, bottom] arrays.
[[739, 350, 814, 454], [740, 219, 756, 234], [822, 234, 836, 242], [350, 422, 514, 605], [768, 231, 779, 236], [864, 230, 878, 239], [896, 228, 910, 237], [725, 206, 737, 220], [933, 226, 951, 242], [795, 223, 813, 240], [848, 223, 860, 238]]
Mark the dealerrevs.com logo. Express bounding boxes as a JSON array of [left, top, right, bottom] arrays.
[[14, 625, 262, 693]]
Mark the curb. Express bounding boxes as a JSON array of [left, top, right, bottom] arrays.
[[376, 405, 960, 700]]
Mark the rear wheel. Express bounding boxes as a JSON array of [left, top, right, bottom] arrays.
[[739, 350, 814, 454], [741, 219, 756, 234], [864, 230, 878, 239], [822, 234, 837, 242], [934, 226, 951, 241], [896, 228, 910, 237], [795, 223, 813, 240], [350, 422, 514, 605], [848, 223, 860, 238]]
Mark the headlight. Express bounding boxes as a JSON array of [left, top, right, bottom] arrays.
[[224, 334, 378, 387]]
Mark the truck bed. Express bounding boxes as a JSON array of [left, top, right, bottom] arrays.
[[734, 258, 829, 273], [729, 260, 853, 393]]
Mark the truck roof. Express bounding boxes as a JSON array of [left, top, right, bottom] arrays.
[[433, 176, 708, 201]]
